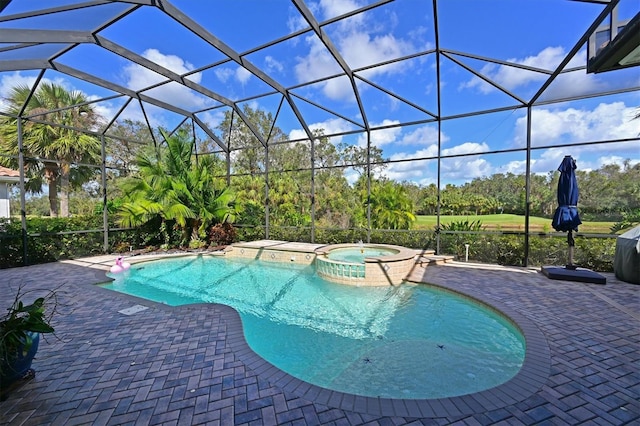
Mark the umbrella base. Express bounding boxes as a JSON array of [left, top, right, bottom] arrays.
[[541, 265, 606, 284]]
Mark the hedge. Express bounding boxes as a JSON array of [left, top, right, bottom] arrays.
[[1, 218, 617, 272]]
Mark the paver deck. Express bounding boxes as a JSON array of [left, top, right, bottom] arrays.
[[1, 246, 638, 425]]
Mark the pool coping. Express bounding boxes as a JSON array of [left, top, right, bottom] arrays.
[[97, 252, 551, 418]]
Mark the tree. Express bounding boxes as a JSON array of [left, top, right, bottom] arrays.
[[218, 105, 287, 176], [419, 184, 439, 215], [0, 83, 101, 217], [117, 128, 238, 247], [368, 179, 416, 230], [105, 119, 155, 178], [441, 184, 466, 215], [464, 173, 526, 214], [339, 142, 387, 177], [529, 172, 555, 217]]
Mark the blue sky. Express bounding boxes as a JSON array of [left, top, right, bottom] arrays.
[[0, 0, 638, 187]]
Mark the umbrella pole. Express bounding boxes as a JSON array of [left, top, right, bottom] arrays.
[[567, 230, 577, 270]]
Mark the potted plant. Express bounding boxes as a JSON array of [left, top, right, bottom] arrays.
[[0, 287, 57, 391]]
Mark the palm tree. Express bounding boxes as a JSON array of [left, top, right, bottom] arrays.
[[368, 180, 416, 230], [118, 128, 238, 247], [0, 82, 101, 217]]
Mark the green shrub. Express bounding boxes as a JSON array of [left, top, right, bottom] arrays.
[[270, 226, 311, 243], [208, 223, 237, 246], [370, 230, 435, 250], [235, 225, 266, 242], [0, 216, 618, 272], [315, 228, 367, 245], [440, 220, 483, 231]]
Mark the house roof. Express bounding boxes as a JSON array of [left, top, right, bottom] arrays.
[[0, 165, 21, 183], [0, 165, 19, 177]]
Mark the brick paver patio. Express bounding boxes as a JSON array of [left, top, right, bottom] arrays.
[[1, 250, 638, 425]]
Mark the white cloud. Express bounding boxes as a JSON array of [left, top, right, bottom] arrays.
[[354, 122, 447, 149], [540, 69, 607, 100], [497, 46, 565, 87], [322, 75, 356, 102], [340, 32, 412, 71], [214, 67, 234, 83], [264, 56, 284, 73], [383, 148, 436, 183], [319, 0, 358, 17], [459, 46, 604, 98], [236, 67, 252, 85], [319, 31, 414, 98], [384, 149, 436, 183], [390, 146, 438, 162], [356, 120, 401, 147], [504, 149, 566, 176], [199, 109, 227, 130], [124, 49, 197, 89], [441, 156, 493, 181], [441, 142, 490, 156], [149, 49, 198, 79], [288, 117, 354, 143], [516, 101, 638, 147], [122, 49, 212, 113], [293, 1, 419, 101], [0, 73, 74, 111], [337, 122, 461, 183], [381, 140, 491, 183], [384, 160, 432, 182], [399, 124, 447, 146], [596, 155, 640, 169], [0, 73, 34, 111], [294, 35, 343, 84], [344, 168, 360, 185], [287, 3, 312, 33], [0, 72, 38, 97], [85, 94, 116, 127], [506, 139, 639, 178], [499, 159, 527, 175]]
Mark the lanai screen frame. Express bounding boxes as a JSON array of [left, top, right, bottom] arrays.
[[0, 0, 638, 267]]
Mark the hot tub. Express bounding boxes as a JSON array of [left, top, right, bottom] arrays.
[[315, 243, 417, 286]]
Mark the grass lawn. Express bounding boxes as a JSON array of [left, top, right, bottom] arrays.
[[414, 214, 614, 233]]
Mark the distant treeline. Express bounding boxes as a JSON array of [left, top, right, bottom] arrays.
[[408, 161, 639, 221]]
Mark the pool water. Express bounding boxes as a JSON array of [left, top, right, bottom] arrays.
[[102, 255, 525, 399], [326, 247, 398, 264]]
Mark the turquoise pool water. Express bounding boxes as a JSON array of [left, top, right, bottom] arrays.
[[326, 247, 398, 264], [102, 255, 525, 399]]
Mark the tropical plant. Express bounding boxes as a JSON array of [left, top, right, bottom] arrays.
[[0, 82, 101, 217], [367, 179, 416, 230], [1, 287, 57, 381], [610, 208, 640, 233], [440, 219, 484, 232], [117, 128, 239, 246], [208, 222, 237, 246]]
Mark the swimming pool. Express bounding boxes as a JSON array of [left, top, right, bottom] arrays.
[[102, 255, 525, 399]]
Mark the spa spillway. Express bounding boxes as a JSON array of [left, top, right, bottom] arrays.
[[315, 243, 417, 286]]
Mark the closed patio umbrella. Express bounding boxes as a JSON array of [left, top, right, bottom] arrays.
[[551, 155, 582, 268]]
